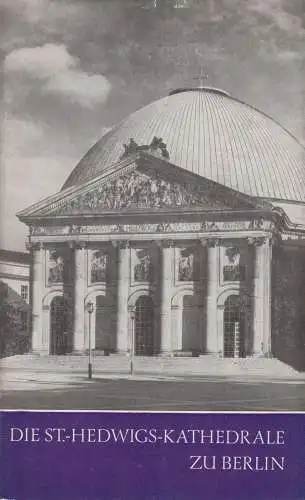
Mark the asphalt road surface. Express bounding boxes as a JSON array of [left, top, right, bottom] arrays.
[[2, 377, 305, 411]]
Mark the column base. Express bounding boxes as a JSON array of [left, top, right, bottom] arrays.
[[252, 345, 273, 357], [113, 350, 130, 356], [30, 349, 49, 356], [255, 351, 273, 359], [159, 351, 174, 358], [199, 352, 221, 358], [265, 351, 273, 359], [173, 350, 198, 358]]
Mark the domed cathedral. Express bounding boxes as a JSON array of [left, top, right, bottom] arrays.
[[18, 87, 305, 370]]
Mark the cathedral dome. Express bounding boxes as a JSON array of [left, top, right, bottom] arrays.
[[63, 87, 305, 202]]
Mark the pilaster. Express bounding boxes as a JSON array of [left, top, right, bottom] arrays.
[[264, 238, 272, 356]]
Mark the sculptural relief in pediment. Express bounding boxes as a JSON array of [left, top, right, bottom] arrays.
[[53, 169, 227, 215]]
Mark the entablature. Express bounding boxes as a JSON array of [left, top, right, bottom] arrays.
[[29, 219, 275, 237]]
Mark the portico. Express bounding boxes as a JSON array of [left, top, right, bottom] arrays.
[[26, 205, 274, 360]]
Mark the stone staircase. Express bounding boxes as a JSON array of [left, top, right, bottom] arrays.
[[1, 353, 302, 380]]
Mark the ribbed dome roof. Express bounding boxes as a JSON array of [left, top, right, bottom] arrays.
[[63, 88, 305, 202]]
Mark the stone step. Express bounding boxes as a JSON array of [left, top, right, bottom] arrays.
[[0, 353, 300, 378]]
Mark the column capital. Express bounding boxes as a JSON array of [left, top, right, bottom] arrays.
[[112, 240, 130, 249], [247, 236, 267, 247], [30, 241, 45, 250], [207, 238, 220, 248], [156, 239, 174, 248], [70, 240, 87, 250], [199, 238, 207, 247]]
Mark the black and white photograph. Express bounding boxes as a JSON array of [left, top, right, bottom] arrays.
[[1, 0, 305, 411]]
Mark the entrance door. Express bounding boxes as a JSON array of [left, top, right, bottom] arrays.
[[134, 296, 154, 356], [182, 295, 200, 353], [50, 296, 67, 355], [95, 295, 116, 352], [223, 295, 245, 358]]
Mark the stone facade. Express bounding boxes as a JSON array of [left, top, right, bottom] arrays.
[[26, 223, 278, 359], [18, 152, 305, 370]]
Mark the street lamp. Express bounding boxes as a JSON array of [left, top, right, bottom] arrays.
[[86, 301, 94, 380], [130, 307, 135, 376]]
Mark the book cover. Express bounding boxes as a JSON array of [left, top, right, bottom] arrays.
[[1, 1, 304, 498]]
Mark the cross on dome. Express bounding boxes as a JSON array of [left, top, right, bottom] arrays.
[[193, 68, 209, 87]]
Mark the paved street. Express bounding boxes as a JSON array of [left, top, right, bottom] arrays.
[[2, 376, 305, 411]]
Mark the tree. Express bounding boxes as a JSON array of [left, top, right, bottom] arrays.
[[0, 282, 30, 357]]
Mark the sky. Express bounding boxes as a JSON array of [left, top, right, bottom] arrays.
[[1, 0, 304, 250]]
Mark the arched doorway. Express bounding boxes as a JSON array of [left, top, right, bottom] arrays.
[[223, 295, 245, 358], [50, 296, 67, 355], [95, 295, 116, 352], [182, 295, 200, 353], [134, 296, 154, 356]]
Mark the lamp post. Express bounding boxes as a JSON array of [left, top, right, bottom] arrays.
[[86, 301, 94, 380], [130, 307, 135, 376]]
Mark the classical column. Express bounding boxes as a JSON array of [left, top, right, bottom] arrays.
[[251, 237, 272, 356], [205, 239, 219, 353], [159, 240, 173, 355], [264, 238, 272, 356], [31, 242, 44, 353], [116, 241, 130, 354], [73, 242, 86, 352]]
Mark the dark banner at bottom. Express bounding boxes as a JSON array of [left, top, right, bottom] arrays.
[[1, 411, 305, 499]]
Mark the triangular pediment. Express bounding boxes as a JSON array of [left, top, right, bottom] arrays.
[[50, 170, 234, 215], [18, 152, 271, 221]]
